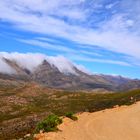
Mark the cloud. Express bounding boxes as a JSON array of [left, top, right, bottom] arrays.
[[0, 52, 46, 71], [105, 1, 118, 9], [74, 64, 92, 74], [0, 0, 140, 66], [0, 58, 16, 74], [18, 39, 75, 53], [69, 55, 131, 66], [46, 55, 77, 75], [79, 50, 102, 57], [0, 52, 89, 75], [0, 52, 129, 76], [17, 38, 132, 66]]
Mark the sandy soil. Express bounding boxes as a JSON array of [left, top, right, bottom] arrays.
[[35, 102, 140, 140]]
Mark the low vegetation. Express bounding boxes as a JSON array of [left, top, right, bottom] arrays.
[[35, 114, 62, 133], [65, 112, 78, 121], [1, 83, 140, 139]]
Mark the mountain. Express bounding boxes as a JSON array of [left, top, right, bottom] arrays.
[[0, 52, 140, 92]]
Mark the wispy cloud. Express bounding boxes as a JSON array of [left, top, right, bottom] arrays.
[[0, 0, 140, 66], [18, 38, 75, 53], [17, 38, 131, 66], [68, 55, 131, 66]]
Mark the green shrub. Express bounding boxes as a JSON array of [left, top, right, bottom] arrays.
[[35, 114, 62, 133], [65, 112, 78, 121]]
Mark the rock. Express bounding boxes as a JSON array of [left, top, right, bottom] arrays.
[[114, 105, 119, 108], [24, 133, 31, 138], [40, 130, 43, 133]]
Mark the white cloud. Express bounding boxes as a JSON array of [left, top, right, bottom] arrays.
[[46, 55, 77, 75], [0, 52, 46, 71], [18, 38, 133, 67], [80, 50, 102, 57], [0, 52, 129, 76], [0, 0, 140, 66], [18, 39, 75, 53], [126, 20, 134, 27], [72, 30, 140, 60], [0, 57, 16, 74], [105, 2, 119, 9], [105, 4, 114, 9], [0, 52, 86, 75], [69, 55, 131, 66], [74, 64, 92, 74]]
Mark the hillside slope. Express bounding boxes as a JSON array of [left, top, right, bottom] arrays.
[[35, 101, 140, 140]]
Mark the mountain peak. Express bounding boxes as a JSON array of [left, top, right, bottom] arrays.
[[0, 52, 140, 91], [0, 52, 79, 75]]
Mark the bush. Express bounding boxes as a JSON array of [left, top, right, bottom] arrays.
[[65, 112, 78, 121], [35, 114, 62, 133]]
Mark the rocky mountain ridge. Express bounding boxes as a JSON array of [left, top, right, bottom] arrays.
[[0, 56, 140, 91]]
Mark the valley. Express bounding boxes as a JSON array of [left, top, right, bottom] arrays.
[[0, 81, 140, 139]]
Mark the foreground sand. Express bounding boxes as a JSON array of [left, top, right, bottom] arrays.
[[35, 102, 140, 140]]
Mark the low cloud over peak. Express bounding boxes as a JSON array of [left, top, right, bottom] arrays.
[[0, 58, 16, 74], [0, 52, 89, 75]]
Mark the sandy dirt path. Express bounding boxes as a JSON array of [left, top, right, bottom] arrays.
[[35, 102, 140, 140]]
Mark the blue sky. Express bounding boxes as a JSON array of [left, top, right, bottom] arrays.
[[0, 0, 140, 78]]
